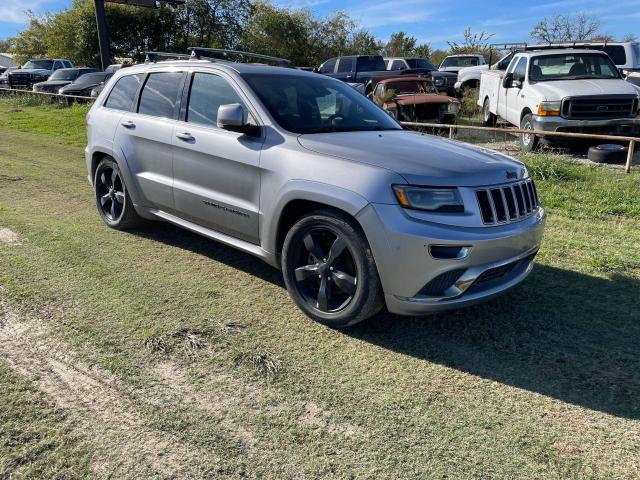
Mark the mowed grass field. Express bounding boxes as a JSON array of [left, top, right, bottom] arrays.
[[0, 97, 639, 479]]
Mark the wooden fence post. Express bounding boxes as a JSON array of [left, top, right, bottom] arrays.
[[626, 140, 635, 174]]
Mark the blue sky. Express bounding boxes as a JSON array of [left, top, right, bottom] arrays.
[[1, 0, 640, 48]]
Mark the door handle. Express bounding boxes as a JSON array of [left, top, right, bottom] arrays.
[[175, 132, 195, 142], [121, 120, 135, 129]]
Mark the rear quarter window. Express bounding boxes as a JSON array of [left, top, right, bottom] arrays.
[[104, 74, 143, 111]]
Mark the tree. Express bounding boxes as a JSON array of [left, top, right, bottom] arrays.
[[349, 30, 382, 56], [592, 34, 616, 42], [429, 49, 448, 67], [383, 31, 417, 57], [623, 33, 638, 42], [413, 43, 432, 59], [530, 13, 600, 43]]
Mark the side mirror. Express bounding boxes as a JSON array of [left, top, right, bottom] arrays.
[[502, 72, 514, 89], [217, 103, 259, 136]]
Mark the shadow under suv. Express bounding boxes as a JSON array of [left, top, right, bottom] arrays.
[[85, 52, 546, 328]]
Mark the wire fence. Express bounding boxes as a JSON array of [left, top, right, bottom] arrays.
[[401, 121, 638, 173], [0, 87, 94, 102]]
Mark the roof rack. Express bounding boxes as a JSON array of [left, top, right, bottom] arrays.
[[144, 51, 192, 63], [188, 47, 292, 67]]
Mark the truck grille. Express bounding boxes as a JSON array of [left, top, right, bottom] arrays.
[[561, 96, 637, 119], [475, 179, 539, 225], [446, 77, 456, 86], [8, 73, 32, 88]]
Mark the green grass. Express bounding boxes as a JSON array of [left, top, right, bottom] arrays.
[[0, 98, 639, 478], [0, 363, 92, 479]]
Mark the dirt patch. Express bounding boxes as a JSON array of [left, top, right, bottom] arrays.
[[0, 297, 221, 479], [300, 401, 364, 438], [0, 227, 20, 244]]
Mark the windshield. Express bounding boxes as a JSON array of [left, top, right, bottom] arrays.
[[384, 80, 436, 95], [49, 69, 79, 81], [356, 56, 387, 72], [441, 56, 480, 68], [242, 73, 402, 134], [405, 58, 437, 70], [529, 53, 620, 82], [23, 59, 54, 70], [74, 72, 108, 84]]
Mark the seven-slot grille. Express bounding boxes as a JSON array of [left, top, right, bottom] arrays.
[[561, 96, 637, 120], [476, 179, 539, 225]]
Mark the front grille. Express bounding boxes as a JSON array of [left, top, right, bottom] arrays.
[[8, 73, 32, 88], [561, 96, 636, 119], [472, 253, 537, 287], [418, 269, 465, 296], [476, 179, 539, 225], [446, 77, 456, 86]]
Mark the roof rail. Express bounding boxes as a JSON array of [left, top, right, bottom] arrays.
[[144, 51, 192, 63], [188, 47, 292, 67]]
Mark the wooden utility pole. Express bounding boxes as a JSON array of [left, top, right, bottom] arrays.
[[94, 0, 111, 70]]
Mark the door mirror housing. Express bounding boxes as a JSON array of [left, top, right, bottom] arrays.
[[217, 103, 259, 136], [502, 72, 514, 89]]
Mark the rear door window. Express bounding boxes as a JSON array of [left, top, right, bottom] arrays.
[[104, 73, 143, 111], [138, 72, 185, 119], [186, 72, 248, 127], [337, 58, 354, 73], [357, 56, 386, 71]]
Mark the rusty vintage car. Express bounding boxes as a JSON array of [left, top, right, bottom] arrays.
[[370, 76, 461, 124]]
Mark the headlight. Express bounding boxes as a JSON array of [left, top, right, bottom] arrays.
[[32, 85, 38, 92], [434, 78, 444, 86], [58, 88, 65, 94], [392, 185, 464, 213], [91, 88, 98, 98], [537, 101, 561, 116], [447, 101, 461, 114]]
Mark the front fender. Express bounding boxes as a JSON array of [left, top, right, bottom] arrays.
[[261, 180, 370, 257]]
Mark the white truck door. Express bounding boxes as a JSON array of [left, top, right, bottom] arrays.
[[505, 57, 528, 126]]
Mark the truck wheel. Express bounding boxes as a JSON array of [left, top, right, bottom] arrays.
[[281, 209, 384, 329], [482, 98, 497, 127], [94, 157, 142, 230], [519, 113, 539, 152]]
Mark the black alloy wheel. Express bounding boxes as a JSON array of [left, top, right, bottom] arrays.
[[94, 157, 141, 230], [282, 210, 384, 328]]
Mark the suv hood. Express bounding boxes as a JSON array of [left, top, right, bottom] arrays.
[[534, 79, 639, 99], [298, 130, 526, 187]]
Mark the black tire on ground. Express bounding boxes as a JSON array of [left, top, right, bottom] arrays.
[[281, 209, 384, 328], [588, 144, 628, 164], [94, 157, 142, 230], [519, 113, 539, 152], [482, 97, 497, 127]]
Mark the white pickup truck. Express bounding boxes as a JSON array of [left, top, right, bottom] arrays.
[[478, 49, 640, 151]]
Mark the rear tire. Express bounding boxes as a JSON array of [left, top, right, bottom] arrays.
[[94, 157, 142, 230], [519, 113, 539, 152], [482, 97, 497, 127], [281, 209, 384, 328]]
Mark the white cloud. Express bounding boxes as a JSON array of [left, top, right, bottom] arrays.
[[0, 0, 52, 24]]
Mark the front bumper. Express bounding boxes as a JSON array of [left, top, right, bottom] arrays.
[[532, 115, 640, 136], [356, 203, 546, 316]]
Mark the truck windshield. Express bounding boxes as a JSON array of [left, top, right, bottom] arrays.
[[49, 69, 79, 81], [356, 56, 387, 71], [23, 60, 54, 70], [405, 59, 437, 70], [529, 53, 620, 82], [441, 57, 480, 67], [242, 73, 402, 134]]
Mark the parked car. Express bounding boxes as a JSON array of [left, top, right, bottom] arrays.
[[478, 49, 640, 151], [33, 67, 97, 93], [384, 57, 457, 96], [7, 58, 74, 89], [456, 41, 640, 94], [318, 55, 430, 95], [371, 76, 460, 124], [455, 51, 515, 94], [0, 66, 19, 89], [59, 71, 113, 98], [86, 54, 545, 327], [439, 54, 485, 74]]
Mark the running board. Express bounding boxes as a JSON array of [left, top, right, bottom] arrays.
[[148, 209, 269, 261]]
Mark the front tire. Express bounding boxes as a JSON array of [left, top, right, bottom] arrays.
[[519, 113, 539, 152], [281, 210, 384, 328], [94, 157, 141, 230]]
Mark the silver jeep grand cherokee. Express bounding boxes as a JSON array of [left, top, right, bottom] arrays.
[[85, 51, 546, 328]]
